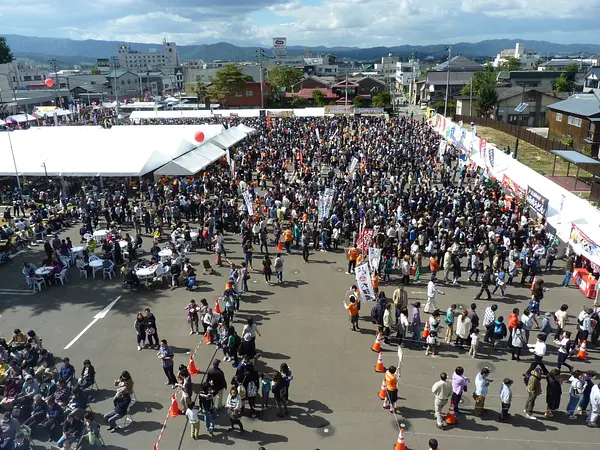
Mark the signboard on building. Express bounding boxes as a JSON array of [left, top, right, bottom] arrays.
[[526, 186, 549, 217], [324, 105, 354, 115], [97, 59, 110, 67], [272, 37, 287, 57], [355, 107, 384, 115]]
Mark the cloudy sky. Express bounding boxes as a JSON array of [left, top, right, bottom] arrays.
[[1, 0, 599, 47]]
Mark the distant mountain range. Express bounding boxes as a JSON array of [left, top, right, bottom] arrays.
[[5, 34, 600, 68]]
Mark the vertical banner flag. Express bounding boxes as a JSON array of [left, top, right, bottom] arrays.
[[368, 247, 382, 273], [355, 263, 376, 302], [489, 147, 495, 168], [242, 191, 254, 216], [316, 128, 321, 142], [356, 228, 375, 254], [348, 156, 359, 174], [558, 194, 566, 224]]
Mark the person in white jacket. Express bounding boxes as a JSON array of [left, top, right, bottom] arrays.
[[588, 383, 600, 427], [425, 280, 444, 313]]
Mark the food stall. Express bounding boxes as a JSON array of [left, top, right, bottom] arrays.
[[569, 224, 600, 299]]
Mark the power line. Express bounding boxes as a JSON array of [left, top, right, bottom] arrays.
[[444, 44, 452, 117]]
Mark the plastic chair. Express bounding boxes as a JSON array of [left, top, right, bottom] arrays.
[[103, 263, 115, 280], [60, 255, 72, 268], [79, 268, 88, 279], [55, 268, 68, 285], [118, 405, 133, 429], [33, 277, 46, 292], [89, 255, 100, 262]]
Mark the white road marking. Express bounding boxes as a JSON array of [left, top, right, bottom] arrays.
[[64, 296, 121, 350], [0, 289, 35, 296]]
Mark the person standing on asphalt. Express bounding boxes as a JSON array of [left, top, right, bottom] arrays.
[[274, 253, 284, 283], [526, 334, 549, 375], [198, 382, 216, 436], [184, 299, 200, 335], [473, 367, 491, 417], [524, 368, 543, 420], [383, 366, 399, 413], [563, 255, 574, 287], [226, 387, 244, 432], [588, 382, 600, 427], [451, 367, 469, 414], [425, 279, 444, 313], [431, 372, 452, 429], [271, 371, 290, 418], [347, 244, 359, 274], [301, 228, 310, 262], [482, 304, 498, 344], [157, 339, 176, 386], [474, 266, 492, 300], [343, 296, 360, 331], [410, 302, 421, 346], [144, 308, 159, 349], [206, 360, 227, 409], [498, 378, 513, 422], [134, 312, 146, 351]]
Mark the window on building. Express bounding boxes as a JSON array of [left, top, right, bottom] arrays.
[[33, 75, 42, 80], [22, 76, 32, 81], [568, 116, 582, 127], [555, 112, 563, 122], [234, 91, 243, 97], [246, 90, 253, 97]]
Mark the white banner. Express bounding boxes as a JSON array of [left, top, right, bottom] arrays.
[[316, 128, 320, 141], [355, 263, 376, 302], [348, 156, 359, 174], [368, 247, 381, 273], [318, 188, 334, 222], [242, 191, 254, 216]]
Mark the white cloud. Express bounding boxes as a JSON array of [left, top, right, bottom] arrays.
[[1, 0, 599, 47]]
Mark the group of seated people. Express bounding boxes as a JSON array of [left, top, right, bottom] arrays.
[[22, 259, 67, 288], [0, 329, 101, 449], [123, 254, 196, 291]]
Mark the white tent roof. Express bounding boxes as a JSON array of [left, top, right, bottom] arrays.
[[156, 142, 226, 176], [236, 123, 256, 135], [212, 130, 241, 148], [0, 119, 5, 126], [226, 126, 249, 141], [0, 124, 225, 177], [33, 108, 72, 118], [7, 114, 36, 123]]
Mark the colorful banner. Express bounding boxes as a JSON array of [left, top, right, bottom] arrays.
[[348, 156, 359, 174], [324, 105, 354, 115], [355, 107, 384, 115], [526, 186, 549, 218], [242, 190, 254, 216], [489, 147, 495, 168], [356, 228, 375, 254], [355, 263, 376, 302], [368, 247, 381, 273], [570, 224, 600, 265]]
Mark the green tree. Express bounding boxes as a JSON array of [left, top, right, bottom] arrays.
[[475, 82, 498, 116], [290, 95, 308, 107], [194, 81, 208, 106], [554, 73, 570, 92], [372, 91, 391, 107], [311, 89, 326, 106], [460, 66, 497, 96], [498, 56, 522, 72], [554, 64, 579, 92], [206, 64, 252, 106], [266, 65, 303, 93], [90, 67, 100, 75], [353, 95, 364, 107], [0, 36, 13, 64]]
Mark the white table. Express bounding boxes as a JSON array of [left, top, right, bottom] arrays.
[[71, 246, 85, 254], [93, 230, 109, 242], [34, 267, 53, 276], [190, 231, 199, 240], [118, 240, 128, 249], [135, 267, 157, 285], [89, 259, 104, 278], [158, 249, 172, 264]]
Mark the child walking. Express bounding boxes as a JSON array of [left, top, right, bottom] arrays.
[[186, 403, 200, 440], [426, 330, 440, 356], [498, 378, 513, 422], [261, 372, 272, 409], [469, 328, 480, 359]]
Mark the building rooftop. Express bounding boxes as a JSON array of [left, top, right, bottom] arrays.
[[434, 55, 482, 72], [426, 71, 475, 85], [548, 90, 600, 117], [496, 86, 567, 102]]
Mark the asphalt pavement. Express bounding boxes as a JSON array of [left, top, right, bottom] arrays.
[[1, 219, 599, 450]]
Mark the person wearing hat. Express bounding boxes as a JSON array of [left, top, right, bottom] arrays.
[[524, 368, 543, 420]]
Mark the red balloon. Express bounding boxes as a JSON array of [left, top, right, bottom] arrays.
[[45, 78, 55, 88], [194, 131, 205, 143]]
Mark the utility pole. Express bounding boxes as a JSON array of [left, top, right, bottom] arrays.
[[345, 71, 348, 106], [443, 44, 452, 117], [410, 50, 416, 106], [256, 49, 265, 109], [49, 58, 59, 107], [110, 56, 120, 117], [469, 76, 473, 116]]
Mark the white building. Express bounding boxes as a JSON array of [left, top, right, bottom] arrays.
[[492, 43, 539, 69], [118, 41, 180, 74], [0, 60, 48, 90], [395, 59, 422, 89]]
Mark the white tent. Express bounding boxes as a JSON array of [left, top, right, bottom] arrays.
[[226, 126, 249, 141], [0, 119, 5, 126], [156, 142, 227, 176], [236, 123, 256, 135], [7, 114, 36, 123], [0, 124, 225, 177]]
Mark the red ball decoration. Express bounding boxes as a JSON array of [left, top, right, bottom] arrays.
[[45, 78, 55, 88], [194, 131, 205, 143]]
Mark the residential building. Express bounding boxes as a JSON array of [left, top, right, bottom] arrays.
[[205, 81, 270, 108], [70, 85, 105, 105], [434, 55, 482, 72], [291, 76, 331, 93], [497, 71, 562, 90], [494, 87, 567, 126], [395, 59, 422, 90], [117, 41, 179, 73], [183, 61, 262, 96], [538, 58, 598, 72], [547, 90, 600, 156], [105, 70, 141, 98], [583, 67, 600, 92], [285, 88, 338, 103], [0, 60, 48, 89], [330, 76, 386, 103], [491, 43, 539, 69], [375, 55, 399, 93], [422, 71, 475, 103]]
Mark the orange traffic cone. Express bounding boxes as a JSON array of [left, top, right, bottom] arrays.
[[215, 298, 222, 314], [372, 333, 382, 352], [203, 331, 210, 343], [277, 240, 284, 251], [445, 401, 457, 424], [422, 320, 430, 339], [375, 352, 385, 372], [168, 394, 183, 417], [378, 377, 387, 400], [578, 340, 588, 360], [394, 428, 407, 450], [188, 355, 199, 375]]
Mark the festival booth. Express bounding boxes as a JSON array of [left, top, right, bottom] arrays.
[[430, 113, 600, 298], [6, 114, 36, 123], [569, 223, 600, 298], [0, 124, 225, 177], [154, 142, 227, 176]]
